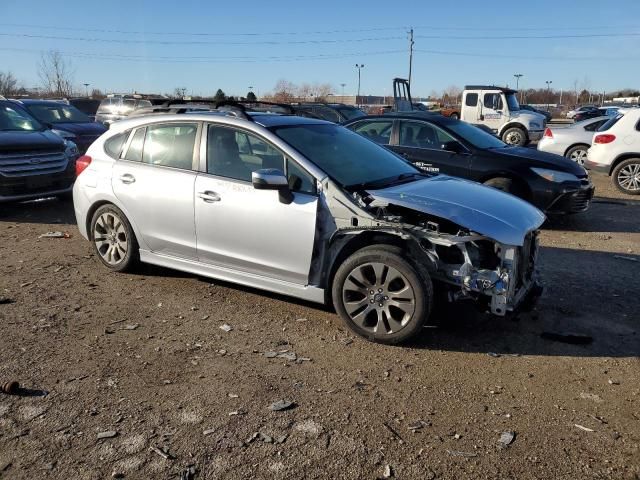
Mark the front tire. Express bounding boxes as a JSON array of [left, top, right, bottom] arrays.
[[483, 177, 525, 199], [332, 245, 432, 344], [90, 204, 139, 272], [502, 127, 527, 146], [612, 158, 640, 195]]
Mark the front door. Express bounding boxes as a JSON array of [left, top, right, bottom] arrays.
[[391, 120, 471, 178], [194, 124, 318, 285], [111, 122, 199, 259], [481, 91, 505, 133]]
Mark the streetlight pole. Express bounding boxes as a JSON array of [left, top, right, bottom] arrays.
[[513, 74, 523, 102], [83, 83, 90, 97], [545, 80, 553, 111], [340, 83, 346, 103], [355, 64, 364, 107]]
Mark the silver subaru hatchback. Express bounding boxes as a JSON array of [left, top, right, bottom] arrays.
[[73, 109, 545, 344]]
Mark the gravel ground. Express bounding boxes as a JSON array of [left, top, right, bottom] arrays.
[[0, 172, 638, 480]]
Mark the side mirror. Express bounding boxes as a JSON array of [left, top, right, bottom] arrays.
[[441, 141, 464, 154], [252, 168, 293, 204]]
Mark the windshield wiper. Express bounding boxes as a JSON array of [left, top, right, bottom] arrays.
[[347, 172, 426, 191]]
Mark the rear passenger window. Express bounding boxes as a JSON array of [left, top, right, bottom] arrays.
[[142, 123, 197, 170], [123, 127, 145, 162], [207, 125, 284, 182], [465, 93, 478, 107], [104, 131, 128, 158], [351, 120, 393, 145]]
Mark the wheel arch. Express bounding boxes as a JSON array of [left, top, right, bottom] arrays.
[[609, 153, 640, 175], [324, 230, 422, 305], [85, 198, 143, 248], [563, 143, 590, 158], [478, 172, 533, 201], [499, 122, 528, 139]]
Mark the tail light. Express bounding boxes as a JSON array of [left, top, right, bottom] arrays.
[[75, 155, 92, 176], [593, 134, 616, 144], [543, 128, 553, 138]]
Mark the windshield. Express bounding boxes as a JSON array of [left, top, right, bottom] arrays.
[[335, 106, 366, 120], [271, 123, 420, 189], [445, 121, 507, 149], [505, 93, 520, 111], [0, 104, 43, 131], [27, 104, 90, 124]]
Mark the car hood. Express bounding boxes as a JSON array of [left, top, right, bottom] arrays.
[[368, 176, 545, 246], [50, 122, 108, 136], [0, 129, 65, 152], [489, 146, 586, 176]]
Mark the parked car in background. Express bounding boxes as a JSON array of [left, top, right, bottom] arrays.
[[597, 106, 622, 117], [439, 105, 461, 119], [586, 109, 640, 195], [0, 100, 79, 202], [537, 116, 609, 165], [520, 104, 552, 122], [69, 98, 102, 121], [12, 99, 107, 153], [73, 108, 543, 344], [290, 103, 366, 123], [573, 108, 603, 122], [567, 105, 598, 119], [344, 112, 593, 214], [95, 95, 153, 126]]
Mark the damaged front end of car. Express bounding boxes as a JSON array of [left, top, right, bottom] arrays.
[[320, 175, 546, 317]]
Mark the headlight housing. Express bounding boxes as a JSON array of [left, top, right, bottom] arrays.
[[51, 128, 77, 140], [531, 168, 579, 183]]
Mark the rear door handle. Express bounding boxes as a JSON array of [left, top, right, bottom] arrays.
[[197, 190, 221, 202], [119, 174, 135, 184]]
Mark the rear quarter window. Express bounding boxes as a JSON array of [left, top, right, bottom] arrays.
[[597, 115, 624, 132], [104, 131, 129, 159]]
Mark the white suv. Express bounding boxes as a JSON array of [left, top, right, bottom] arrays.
[[586, 109, 640, 195]]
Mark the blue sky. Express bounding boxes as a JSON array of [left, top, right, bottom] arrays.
[[1, 0, 639, 97]]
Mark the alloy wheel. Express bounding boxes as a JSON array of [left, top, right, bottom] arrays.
[[505, 131, 522, 145], [569, 149, 588, 165], [617, 163, 640, 192], [93, 212, 129, 266], [341, 262, 416, 335]]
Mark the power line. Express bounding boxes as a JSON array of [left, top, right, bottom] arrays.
[[414, 48, 637, 61], [0, 32, 405, 45], [416, 32, 640, 40], [0, 47, 405, 63]]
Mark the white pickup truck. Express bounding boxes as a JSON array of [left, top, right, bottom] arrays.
[[460, 85, 546, 146]]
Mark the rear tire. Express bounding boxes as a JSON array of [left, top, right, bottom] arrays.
[[90, 204, 139, 272], [565, 144, 589, 165], [502, 127, 527, 147], [332, 245, 432, 344], [612, 158, 640, 195], [449, 112, 459, 120]]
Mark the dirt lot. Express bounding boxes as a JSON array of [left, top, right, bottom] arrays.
[[0, 172, 638, 480]]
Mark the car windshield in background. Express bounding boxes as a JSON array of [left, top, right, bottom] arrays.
[[335, 106, 366, 120], [0, 104, 43, 131], [28, 104, 90, 124], [446, 121, 507, 149], [597, 114, 624, 132], [271, 123, 419, 188], [505, 94, 520, 111]]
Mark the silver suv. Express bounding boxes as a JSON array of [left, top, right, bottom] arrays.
[[73, 109, 544, 344], [95, 95, 152, 126]]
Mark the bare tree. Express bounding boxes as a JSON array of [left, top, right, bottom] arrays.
[[91, 88, 104, 98], [38, 50, 75, 97], [441, 85, 462, 106], [0, 71, 19, 96]]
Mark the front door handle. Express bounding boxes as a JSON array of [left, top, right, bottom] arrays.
[[119, 174, 135, 184], [197, 190, 221, 203]]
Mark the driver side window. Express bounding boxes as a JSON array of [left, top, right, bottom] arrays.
[[484, 93, 503, 111]]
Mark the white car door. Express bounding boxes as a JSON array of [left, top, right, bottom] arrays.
[[194, 124, 318, 285], [481, 91, 505, 133], [111, 122, 199, 259]]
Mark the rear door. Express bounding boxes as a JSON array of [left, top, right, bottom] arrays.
[[111, 122, 200, 259], [349, 118, 395, 146], [391, 120, 471, 178], [194, 124, 318, 284]]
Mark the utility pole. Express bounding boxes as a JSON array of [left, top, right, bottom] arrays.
[[355, 64, 364, 106], [340, 83, 346, 103], [513, 74, 523, 102], [545, 80, 552, 111], [408, 27, 414, 85], [83, 83, 90, 97], [559, 88, 563, 106]]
